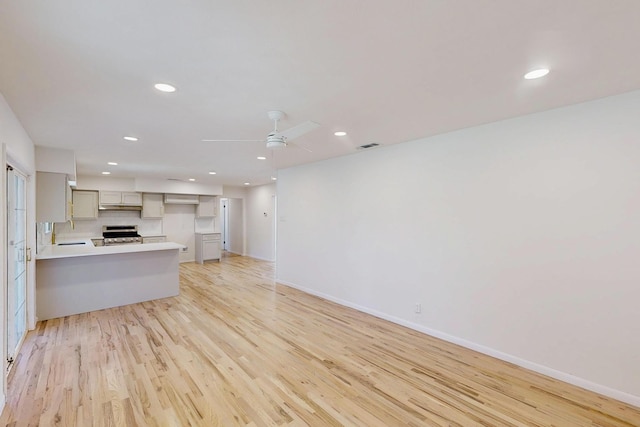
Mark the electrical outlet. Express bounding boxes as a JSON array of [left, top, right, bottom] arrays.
[[182, 246, 188, 252], [415, 303, 422, 314]]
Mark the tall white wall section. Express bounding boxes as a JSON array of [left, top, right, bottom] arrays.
[[276, 90, 640, 406]]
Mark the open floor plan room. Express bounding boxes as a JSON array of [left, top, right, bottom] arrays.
[[1, 255, 639, 426]]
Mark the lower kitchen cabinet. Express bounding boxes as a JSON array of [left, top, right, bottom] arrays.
[[195, 233, 221, 263]]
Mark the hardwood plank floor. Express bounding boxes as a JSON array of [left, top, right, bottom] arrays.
[[2, 254, 639, 426]]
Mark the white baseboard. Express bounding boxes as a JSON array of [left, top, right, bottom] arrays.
[[276, 278, 640, 408], [246, 253, 275, 262], [225, 250, 245, 256]]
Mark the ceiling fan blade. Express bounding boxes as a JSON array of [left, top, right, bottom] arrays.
[[201, 139, 264, 142], [289, 141, 313, 153], [276, 120, 320, 141]]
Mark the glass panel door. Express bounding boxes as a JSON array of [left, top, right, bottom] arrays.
[[7, 167, 27, 363]]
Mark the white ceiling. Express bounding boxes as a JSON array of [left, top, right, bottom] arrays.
[[2, 1, 640, 187]]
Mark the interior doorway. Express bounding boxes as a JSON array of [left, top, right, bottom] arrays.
[[6, 165, 28, 368], [220, 197, 244, 255], [220, 198, 229, 251]]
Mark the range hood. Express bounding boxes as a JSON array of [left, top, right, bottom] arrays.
[[98, 204, 142, 211]]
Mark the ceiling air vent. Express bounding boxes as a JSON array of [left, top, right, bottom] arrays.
[[357, 143, 380, 150]]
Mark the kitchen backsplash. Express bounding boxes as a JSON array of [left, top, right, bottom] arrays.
[[36, 222, 49, 253], [53, 210, 163, 239]]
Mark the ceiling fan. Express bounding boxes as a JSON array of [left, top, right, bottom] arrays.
[[202, 110, 320, 150]]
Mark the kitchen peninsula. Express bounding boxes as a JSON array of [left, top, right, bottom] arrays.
[[36, 240, 184, 320]]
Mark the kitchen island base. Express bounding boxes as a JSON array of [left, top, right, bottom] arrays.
[[36, 248, 180, 320]]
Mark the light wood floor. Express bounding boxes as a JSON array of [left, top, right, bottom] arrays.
[[2, 254, 639, 426]]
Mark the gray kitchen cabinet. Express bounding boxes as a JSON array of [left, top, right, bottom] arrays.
[[142, 193, 164, 218], [72, 190, 99, 219], [164, 193, 199, 204], [196, 195, 217, 217], [195, 233, 221, 263], [36, 172, 72, 223], [99, 191, 142, 205], [122, 191, 142, 205]]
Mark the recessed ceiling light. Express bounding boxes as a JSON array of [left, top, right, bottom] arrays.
[[188, 178, 195, 182], [257, 156, 267, 160], [334, 131, 347, 136], [107, 162, 118, 166], [244, 182, 250, 186], [524, 68, 550, 80], [271, 176, 277, 181], [123, 136, 138, 141], [102, 171, 111, 175], [154, 83, 176, 92], [208, 171, 217, 175]]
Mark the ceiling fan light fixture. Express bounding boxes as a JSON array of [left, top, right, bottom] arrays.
[[266, 134, 287, 149]]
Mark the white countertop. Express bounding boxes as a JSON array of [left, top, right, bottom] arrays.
[[37, 239, 185, 260]]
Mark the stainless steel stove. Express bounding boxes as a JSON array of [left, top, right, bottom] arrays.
[[102, 225, 142, 245]]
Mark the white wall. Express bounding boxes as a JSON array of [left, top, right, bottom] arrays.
[[276, 90, 640, 406], [222, 185, 247, 199], [0, 92, 36, 411], [246, 183, 276, 261], [163, 204, 196, 262]]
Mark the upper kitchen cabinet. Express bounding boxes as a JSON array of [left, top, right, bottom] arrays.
[[36, 172, 72, 223], [164, 193, 199, 204], [142, 193, 164, 218], [99, 191, 142, 205], [72, 190, 99, 219], [196, 195, 218, 217]]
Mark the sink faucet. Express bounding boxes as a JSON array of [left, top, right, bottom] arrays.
[[51, 219, 75, 245]]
